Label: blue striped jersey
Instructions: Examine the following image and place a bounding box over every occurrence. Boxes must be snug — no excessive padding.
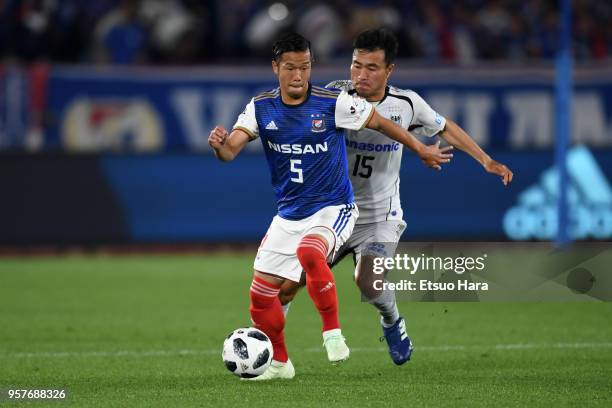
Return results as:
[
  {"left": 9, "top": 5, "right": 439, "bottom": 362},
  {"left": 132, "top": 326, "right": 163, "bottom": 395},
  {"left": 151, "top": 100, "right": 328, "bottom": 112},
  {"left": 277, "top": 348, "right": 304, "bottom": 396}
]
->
[{"left": 233, "top": 84, "right": 374, "bottom": 220}]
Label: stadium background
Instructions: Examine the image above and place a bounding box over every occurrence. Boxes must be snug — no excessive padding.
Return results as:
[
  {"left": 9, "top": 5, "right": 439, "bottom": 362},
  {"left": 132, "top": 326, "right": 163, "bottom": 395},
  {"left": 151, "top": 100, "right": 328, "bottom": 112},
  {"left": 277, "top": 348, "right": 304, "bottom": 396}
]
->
[
  {"left": 1, "top": 1, "right": 611, "bottom": 407},
  {"left": 0, "top": 0, "right": 611, "bottom": 245}
]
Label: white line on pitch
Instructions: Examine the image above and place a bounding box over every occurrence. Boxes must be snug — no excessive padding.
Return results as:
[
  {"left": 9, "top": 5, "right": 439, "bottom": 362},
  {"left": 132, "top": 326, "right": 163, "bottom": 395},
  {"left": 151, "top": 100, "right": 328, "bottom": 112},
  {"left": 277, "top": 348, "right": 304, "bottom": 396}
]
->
[{"left": 2, "top": 342, "right": 612, "bottom": 359}]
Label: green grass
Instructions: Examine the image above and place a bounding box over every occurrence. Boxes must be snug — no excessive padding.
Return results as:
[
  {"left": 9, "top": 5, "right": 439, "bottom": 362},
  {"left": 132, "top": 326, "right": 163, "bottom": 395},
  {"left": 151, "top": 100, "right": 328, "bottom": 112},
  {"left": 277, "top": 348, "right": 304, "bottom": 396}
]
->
[{"left": 1, "top": 254, "right": 611, "bottom": 407}]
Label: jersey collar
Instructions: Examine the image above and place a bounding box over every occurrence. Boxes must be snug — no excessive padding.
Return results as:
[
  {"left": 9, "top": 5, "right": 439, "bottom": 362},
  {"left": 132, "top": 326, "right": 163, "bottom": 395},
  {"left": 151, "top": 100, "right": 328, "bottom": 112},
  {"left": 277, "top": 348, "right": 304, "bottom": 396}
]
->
[{"left": 365, "top": 85, "right": 389, "bottom": 107}]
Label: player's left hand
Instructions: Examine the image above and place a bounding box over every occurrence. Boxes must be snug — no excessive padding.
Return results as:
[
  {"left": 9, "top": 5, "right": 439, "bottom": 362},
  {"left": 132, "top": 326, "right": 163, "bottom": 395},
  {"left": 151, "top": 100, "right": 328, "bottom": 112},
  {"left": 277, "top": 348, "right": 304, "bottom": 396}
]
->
[
  {"left": 419, "top": 141, "right": 454, "bottom": 171},
  {"left": 484, "top": 159, "right": 514, "bottom": 186}
]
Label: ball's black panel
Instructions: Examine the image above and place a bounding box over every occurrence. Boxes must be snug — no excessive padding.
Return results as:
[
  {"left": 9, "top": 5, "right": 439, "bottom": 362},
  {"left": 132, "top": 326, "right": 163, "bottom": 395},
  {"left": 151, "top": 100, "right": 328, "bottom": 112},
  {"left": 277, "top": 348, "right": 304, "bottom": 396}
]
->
[
  {"left": 224, "top": 360, "right": 237, "bottom": 372},
  {"left": 252, "top": 349, "right": 270, "bottom": 370},
  {"left": 248, "top": 330, "right": 269, "bottom": 342},
  {"left": 237, "top": 330, "right": 244, "bottom": 334},
  {"left": 233, "top": 338, "right": 249, "bottom": 359},
  {"left": 240, "top": 373, "right": 257, "bottom": 378}
]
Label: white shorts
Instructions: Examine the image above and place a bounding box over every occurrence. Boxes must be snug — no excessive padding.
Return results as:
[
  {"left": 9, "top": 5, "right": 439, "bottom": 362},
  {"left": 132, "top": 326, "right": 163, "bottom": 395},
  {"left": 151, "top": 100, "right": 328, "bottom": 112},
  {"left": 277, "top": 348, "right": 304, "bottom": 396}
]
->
[
  {"left": 253, "top": 203, "right": 359, "bottom": 282},
  {"left": 331, "top": 219, "right": 407, "bottom": 267}
]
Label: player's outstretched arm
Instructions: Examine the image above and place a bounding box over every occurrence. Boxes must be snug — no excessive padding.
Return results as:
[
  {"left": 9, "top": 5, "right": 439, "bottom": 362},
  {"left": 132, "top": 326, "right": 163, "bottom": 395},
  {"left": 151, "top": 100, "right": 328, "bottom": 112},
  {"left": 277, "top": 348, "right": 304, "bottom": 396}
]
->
[
  {"left": 440, "top": 119, "right": 514, "bottom": 185},
  {"left": 208, "top": 126, "right": 250, "bottom": 162},
  {"left": 366, "top": 110, "right": 453, "bottom": 171}
]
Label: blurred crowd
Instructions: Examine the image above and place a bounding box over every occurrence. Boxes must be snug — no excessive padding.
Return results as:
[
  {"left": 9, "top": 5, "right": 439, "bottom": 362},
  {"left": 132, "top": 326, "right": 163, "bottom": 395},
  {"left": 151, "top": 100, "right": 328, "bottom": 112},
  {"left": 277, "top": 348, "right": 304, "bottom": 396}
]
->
[{"left": 0, "top": 0, "right": 610, "bottom": 65}]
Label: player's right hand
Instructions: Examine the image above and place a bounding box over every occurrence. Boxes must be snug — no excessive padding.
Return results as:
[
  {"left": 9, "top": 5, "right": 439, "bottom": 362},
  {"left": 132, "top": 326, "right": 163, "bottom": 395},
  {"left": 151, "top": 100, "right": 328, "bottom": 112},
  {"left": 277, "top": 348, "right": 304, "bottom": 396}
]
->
[
  {"left": 420, "top": 141, "right": 454, "bottom": 171},
  {"left": 484, "top": 159, "right": 514, "bottom": 186},
  {"left": 208, "top": 126, "right": 228, "bottom": 149}
]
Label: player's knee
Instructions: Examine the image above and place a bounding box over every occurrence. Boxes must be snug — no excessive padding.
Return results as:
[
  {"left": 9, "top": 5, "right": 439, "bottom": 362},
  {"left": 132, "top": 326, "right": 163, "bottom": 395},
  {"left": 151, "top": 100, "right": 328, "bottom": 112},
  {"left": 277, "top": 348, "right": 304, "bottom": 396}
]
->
[
  {"left": 295, "top": 247, "right": 310, "bottom": 270},
  {"left": 296, "top": 235, "right": 328, "bottom": 271},
  {"left": 355, "top": 255, "right": 383, "bottom": 300},
  {"left": 355, "top": 275, "right": 380, "bottom": 300}
]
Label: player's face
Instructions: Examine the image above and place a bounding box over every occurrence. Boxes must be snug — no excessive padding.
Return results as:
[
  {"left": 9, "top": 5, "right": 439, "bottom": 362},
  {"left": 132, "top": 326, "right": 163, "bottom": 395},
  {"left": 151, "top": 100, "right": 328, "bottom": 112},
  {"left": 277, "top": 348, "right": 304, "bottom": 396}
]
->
[
  {"left": 351, "top": 49, "right": 394, "bottom": 101},
  {"left": 272, "top": 51, "right": 312, "bottom": 103}
]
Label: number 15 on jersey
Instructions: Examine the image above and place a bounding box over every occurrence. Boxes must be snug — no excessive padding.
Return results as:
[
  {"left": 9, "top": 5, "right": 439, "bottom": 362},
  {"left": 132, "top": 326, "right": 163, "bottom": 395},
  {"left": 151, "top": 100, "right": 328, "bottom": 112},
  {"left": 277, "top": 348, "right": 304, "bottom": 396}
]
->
[{"left": 353, "top": 154, "right": 374, "bottom": 179}]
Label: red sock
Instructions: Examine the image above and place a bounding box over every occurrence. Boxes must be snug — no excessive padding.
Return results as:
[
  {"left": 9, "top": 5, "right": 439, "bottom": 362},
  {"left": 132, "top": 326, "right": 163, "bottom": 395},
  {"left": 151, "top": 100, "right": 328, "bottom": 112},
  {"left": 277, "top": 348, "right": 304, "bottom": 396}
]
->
[
  {"left": 249, "top": 277, "right": 288, "bottom": 363},
  {"left": 296, "top": 235, "right": 340, "bottom": 332}
]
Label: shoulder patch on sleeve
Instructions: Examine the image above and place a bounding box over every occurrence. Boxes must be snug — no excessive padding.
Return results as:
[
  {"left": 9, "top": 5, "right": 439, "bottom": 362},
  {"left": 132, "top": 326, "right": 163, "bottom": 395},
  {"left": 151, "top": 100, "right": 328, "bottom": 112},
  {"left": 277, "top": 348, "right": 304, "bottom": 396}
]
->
[{"left": 325, "top": 80, "right": 352, "bottom": 91}]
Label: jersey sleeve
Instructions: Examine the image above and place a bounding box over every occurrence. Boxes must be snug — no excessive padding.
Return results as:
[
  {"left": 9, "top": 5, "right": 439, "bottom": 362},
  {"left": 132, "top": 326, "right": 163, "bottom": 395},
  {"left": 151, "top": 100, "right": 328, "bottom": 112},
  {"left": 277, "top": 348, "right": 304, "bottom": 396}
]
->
[
  {"left": 334, "top": 90, "right": 374, "bottom": 131},
  {"left": 409, "top": 92, "right": 446, "bottom": 137},
  {"left": 232, "top": 98, "right": 259, "bottom": 141}
]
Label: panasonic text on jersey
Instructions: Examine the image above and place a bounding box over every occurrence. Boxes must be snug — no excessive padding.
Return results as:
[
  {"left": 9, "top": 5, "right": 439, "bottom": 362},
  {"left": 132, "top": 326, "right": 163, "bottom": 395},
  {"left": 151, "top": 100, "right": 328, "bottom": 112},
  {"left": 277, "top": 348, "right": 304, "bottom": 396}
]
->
[{"left": 346, "top": 140, "right": 400, "bottom": 152}]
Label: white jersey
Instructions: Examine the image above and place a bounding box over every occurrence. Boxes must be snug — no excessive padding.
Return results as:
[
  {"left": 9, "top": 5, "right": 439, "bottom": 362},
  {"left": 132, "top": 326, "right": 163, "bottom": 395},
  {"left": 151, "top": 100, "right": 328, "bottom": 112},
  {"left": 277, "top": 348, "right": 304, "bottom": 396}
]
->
[{"left": 326, "top": 80, "right": 446, "bottom": 224}]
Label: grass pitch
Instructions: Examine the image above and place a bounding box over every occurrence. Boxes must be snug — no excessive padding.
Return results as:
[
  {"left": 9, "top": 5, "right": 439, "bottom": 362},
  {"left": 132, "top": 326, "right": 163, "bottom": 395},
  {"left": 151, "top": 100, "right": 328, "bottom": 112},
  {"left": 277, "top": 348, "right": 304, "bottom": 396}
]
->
[{"left": 1, "top": 254, "right": 611, "bottom": 407}]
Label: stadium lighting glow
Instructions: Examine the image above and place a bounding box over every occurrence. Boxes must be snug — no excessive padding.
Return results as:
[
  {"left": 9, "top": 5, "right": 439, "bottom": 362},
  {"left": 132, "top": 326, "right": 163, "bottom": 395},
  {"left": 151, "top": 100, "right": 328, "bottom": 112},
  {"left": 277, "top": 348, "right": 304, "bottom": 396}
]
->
[{"left": 268, "top": 3, "right": 289, "bottom": 21}]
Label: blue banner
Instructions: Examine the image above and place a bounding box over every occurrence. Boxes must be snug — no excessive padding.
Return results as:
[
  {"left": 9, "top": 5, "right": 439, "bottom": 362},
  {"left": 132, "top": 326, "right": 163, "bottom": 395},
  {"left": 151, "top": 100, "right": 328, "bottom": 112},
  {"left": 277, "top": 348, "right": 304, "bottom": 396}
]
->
[{"left": 39, "top": 66, "right": 612, "bottom": 152}]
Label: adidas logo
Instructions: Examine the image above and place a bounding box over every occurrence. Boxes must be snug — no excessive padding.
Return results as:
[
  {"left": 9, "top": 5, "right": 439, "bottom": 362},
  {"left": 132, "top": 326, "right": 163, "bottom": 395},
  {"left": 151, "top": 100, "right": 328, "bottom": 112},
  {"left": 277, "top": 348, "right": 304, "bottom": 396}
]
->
[
  {"left": 504, "top": 146, "right": 612, "bottom": 240},
  {"left": 320, "top": 282, "right": 335, "bottom": 293},
  {"left": 265, "top": 121, "right": 278, "bottom": 130}
]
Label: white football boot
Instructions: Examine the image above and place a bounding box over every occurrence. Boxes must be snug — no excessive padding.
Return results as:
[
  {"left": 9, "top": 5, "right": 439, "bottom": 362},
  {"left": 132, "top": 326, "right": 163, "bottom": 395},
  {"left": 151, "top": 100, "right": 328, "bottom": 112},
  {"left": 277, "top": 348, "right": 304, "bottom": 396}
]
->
[
  {"left": 322, "top": 329, "right": 350, "bottom": 364},
  {"left": 243, "top": 359, "right": 295, "bottom": 381}
]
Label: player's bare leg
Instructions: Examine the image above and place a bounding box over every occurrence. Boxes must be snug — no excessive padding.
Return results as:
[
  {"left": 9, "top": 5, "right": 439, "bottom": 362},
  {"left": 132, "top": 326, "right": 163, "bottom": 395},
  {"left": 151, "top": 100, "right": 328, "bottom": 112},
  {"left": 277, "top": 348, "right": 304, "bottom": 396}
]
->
[
  {"left": 356, "top": 249, "right": 413, "bottom": 365},
  {"left": 246, "top": 270, "right": 295, "bottom": 380},
  {"left": 279, "top": 274, "right": 304, "bottom": 317},
  {"left": 296, "top": 231, "right": 349, "bottom": 364},
  {"left": 355, "top": 253, "right": 400, "bottom": 325}
]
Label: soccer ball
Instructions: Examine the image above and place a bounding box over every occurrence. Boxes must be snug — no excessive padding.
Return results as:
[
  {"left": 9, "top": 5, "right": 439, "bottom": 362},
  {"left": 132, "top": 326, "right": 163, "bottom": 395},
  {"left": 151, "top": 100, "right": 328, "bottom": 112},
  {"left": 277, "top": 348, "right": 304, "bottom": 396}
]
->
[{"left": 222, "top": 327, "right": 273, "bottom": 378}]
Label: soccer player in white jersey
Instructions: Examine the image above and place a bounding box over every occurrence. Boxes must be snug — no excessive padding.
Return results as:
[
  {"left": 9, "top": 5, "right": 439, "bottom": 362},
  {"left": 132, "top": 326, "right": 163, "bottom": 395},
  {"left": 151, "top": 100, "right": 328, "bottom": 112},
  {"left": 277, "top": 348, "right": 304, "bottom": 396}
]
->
[
  {"left": 208, "top": 33, "right": 452, "bottom": 380},
  {"left": 279, "top": 28, "right": 514, "bottom": 365}
]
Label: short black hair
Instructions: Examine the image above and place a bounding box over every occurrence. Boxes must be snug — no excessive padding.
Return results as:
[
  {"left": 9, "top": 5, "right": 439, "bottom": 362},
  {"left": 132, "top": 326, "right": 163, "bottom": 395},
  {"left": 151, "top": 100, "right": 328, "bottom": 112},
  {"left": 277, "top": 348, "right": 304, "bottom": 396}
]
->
[
  {"left": 272, "top": 32, "right": 312, "bottom": 62},
  {"left": 353, "top": 28, "right": 398, "bottom": 66}
]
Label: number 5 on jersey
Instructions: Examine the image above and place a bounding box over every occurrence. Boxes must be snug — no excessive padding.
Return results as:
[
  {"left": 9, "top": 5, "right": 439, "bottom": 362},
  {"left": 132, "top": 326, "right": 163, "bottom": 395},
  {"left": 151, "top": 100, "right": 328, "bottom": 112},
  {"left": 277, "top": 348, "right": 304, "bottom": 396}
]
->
[{"left": 290, "top": 159, "right": 303, "bottom": 183}]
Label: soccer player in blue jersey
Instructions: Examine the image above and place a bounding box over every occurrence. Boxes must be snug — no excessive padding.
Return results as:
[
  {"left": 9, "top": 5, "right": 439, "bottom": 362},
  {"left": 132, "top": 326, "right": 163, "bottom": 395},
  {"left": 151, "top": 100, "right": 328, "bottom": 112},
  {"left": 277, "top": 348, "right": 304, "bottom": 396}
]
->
[{"left": 208, "top": 32, "right": 451, "bottom": 380}]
